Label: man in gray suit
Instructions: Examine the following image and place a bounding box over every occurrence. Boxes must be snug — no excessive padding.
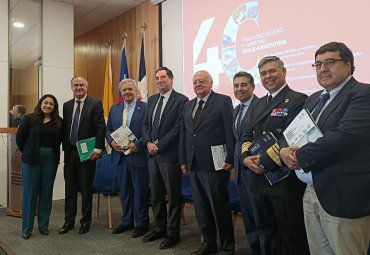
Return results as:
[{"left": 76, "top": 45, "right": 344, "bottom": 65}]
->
[
  {"left": 232, "top": 71, "right": 262, "bottom": 255},
  {"left": 142, "top": 67, "right": 188, "bottom": 249},
  {"left": 180, "top": 70, "right": 235, "bottom": 255}
]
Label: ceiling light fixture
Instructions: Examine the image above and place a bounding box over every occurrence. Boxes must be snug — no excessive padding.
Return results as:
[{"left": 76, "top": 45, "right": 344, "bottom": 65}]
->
[{"left": 13, "top": 22, "right": 24, "bottom": 28}]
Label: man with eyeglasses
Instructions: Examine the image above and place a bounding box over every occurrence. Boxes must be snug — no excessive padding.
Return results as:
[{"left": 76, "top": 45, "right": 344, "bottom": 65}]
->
[{"left": 280, "top": 41, "right": 370, "bottom": 255}]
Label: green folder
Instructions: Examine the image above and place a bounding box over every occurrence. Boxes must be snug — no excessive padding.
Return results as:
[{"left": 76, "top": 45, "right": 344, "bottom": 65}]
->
[{"left": 76, "top": 137, "right": 96, "bottom": 162}]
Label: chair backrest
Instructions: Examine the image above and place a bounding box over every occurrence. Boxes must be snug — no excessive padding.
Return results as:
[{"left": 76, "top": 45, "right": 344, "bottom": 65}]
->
[
  {"left": 228, "top": 179, "right": 240, "bottom": 211},
  {"left": 93, "top": 154, "right": 120, "bottom": 194},
  {"left": 181, "top": 174, "right": 193, "bottom": 202}
]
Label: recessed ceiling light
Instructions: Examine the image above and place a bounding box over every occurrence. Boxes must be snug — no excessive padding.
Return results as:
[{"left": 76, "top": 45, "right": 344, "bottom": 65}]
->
[{"left": 13, "top": 22, "right": 24, "bottom": 28}]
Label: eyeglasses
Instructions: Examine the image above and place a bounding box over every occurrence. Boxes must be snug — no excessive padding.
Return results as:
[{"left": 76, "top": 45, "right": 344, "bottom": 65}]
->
[{"left": 312, "top": 59, "right": 344, "bottom": 70}]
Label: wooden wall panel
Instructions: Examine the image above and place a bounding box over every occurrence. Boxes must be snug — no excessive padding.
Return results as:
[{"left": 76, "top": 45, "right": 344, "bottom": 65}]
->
[{"left": 74, "top": 0, "right": 159, "bottom": 102}]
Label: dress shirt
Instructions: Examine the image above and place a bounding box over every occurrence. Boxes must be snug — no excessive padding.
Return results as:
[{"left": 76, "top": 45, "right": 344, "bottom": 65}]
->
[
  {"left": 235, "top": 95, "right": 254, "bottom": 129},
  {"left": 152, "top": 89, "right": 173, "bottom": 123},
  {"left": 295, "top": 75, "right": 351, "bottom": 184},
  {"left": 192, "top": 92, "right": 211, "bottom": 118},
  {"left": 124, "top": 99, "right": 137, "bottom": 127}
]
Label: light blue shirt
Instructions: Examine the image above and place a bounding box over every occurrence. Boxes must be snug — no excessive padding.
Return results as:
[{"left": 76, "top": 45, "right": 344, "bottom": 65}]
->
[
  {"left": 295, "top": 76, "right": 351, "bottom": 184},
  {"left": 124, "top": 99, "right": 137, "bottom": 127},
  {"left": 235, "top": 95, "right": 254, "bottom": 129}
]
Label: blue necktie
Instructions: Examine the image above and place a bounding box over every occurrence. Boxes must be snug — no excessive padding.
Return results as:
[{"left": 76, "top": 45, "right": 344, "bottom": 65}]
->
[
  {"left": 151, "top": 96, "right": 164, "bottom": 141},
  {"left": 70, "top": 100, "right": 81, "bottom": 145},
  {"left": 193, "top": 100, "right": 204, "bottom": 125},
  {"left": 311, "top": 93, "right": 330, "bottom": 121}
]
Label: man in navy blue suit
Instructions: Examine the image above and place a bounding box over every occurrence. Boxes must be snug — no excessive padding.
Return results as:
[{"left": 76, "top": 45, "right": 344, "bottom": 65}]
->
[
  {"left": 106, "top": 79, "right": 149, "bottom": 238},
  {"left": 280, "top": 42, "right": 370, "bottom": 255},
  {"left": 231, "top": 71, "right": 262, "bottom": 255},
  {"left": 142, "top": 67, "right": 188, "bottom": 250}
]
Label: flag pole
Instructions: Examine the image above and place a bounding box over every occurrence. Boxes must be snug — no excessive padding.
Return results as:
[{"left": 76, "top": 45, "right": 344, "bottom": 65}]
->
[
  {"left": 138, "top": 23, "right": 148, "bottom": 102},
  {"left": 119, "top": 32, "right": 129, "bottom": 102}
]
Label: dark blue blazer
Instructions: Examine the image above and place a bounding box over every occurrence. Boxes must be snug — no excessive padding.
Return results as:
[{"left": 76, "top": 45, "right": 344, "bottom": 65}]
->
[
  {"left": 232, "top": 95, "right": 259, "bottom": 184},
  {"left": 142, "top": 90, "right": 188, "bottom": 163},
  {"left": 179, "top": 91, "right": 235, "bottom": 171},
  {"left": 296, "top": 77, "right": 370, "bottom": 218},
  {"left": 62, "top": 96, "right": 106, "bottom": 163},
  {"left": 106, "top": 100, "right": 148, "bottom": 167}
]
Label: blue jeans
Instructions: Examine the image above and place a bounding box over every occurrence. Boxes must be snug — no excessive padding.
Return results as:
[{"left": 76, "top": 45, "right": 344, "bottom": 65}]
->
[{"left": 22, "top": 148, "right": 58, "bottom": 235}]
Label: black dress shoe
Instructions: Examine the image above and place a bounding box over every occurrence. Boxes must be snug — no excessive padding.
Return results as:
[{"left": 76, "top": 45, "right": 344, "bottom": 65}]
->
[
  {"left": 22, "top": 233, "right": 31, "bottom": 239},
  {"left": 159, "top": 235, "right": 180, "bottom": 249},
  {"left": 78, "top": 224, "right": 90, "bottom": 234},
  {"left": 58, "top": 223, "right": 74, "bottom": 235},
  {"left": 132, "top": 226, "right": 148, "bottom": 238},
  {"left": 39, "top": 229, "right": 49, "bottom": 235},
  {"left": 112, "top": 224, "right": 134, "bottom": 234},
  {"left": 190, "top": 246, "right": 218, "bottom": 255},
  {"left": 142, "top": 229, "right": 167, "bottom": 242}
]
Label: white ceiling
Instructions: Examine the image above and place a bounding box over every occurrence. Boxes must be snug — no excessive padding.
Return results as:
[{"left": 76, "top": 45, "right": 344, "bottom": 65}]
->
[{"left": 10, "top": 0, "right": 147, "bottom": 70}]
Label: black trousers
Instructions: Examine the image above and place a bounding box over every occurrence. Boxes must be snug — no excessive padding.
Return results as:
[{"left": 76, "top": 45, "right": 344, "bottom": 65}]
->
[
  {"left": 190, "top": 167, "right": 235, "bottom": 254},
  {"left": 63, "top": 149, "right": 95, "bottom": 225},
  {"left": 267, "top": 194, "right": 310, "bottom": 255}
]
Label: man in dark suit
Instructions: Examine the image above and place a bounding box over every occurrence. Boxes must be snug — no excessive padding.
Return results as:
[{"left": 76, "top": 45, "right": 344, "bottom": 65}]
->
[
  {"left": 106, "top": 79, "right": 149, "bottom": 238},
  {"left": 142, "top": 67, "right": 188, "bottom": 249},
  {"left": 232, "top": 71, "right": 263, "bottom": 255},
  {"left": 280, "top": 42, "right": 370, "bottom": 255},
  {"left": 241, "top": 56, "right": 309, "bottom": 255},
  {"left": 180, "top": 70, "right": 235, "bottom": 255},
  {"left": 59, "top": 76, "right": 105, "bottom": 235}
]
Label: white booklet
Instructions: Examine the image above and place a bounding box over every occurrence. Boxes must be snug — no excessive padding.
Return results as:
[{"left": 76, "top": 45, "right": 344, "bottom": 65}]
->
[
  {"left": 211, "top": 144, "right": 227, "bottom": 171},
  {"left": 110, "top": 125, "right": 136, "bottom": 154},
  {"left": 283, "top": 109, "right": 323, "bottom": 147}
]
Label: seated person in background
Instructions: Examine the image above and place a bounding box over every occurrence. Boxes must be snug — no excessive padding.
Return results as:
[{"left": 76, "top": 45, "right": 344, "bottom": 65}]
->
[{"left": 10, "top": 104, "right": 26, "bottom": 127}]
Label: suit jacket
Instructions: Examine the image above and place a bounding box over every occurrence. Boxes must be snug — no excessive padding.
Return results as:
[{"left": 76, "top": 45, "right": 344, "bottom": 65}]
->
[
  {"left": 16, "top": 113, "right": 62, "bottom": 165},
  {"left": 62, "top": 96, "right": 106, "bottom": 163},
  {"left": 233, "top": 95, "right": 259, "bottom": 184},
  {"left": 105, "top": 100, "right": 148, "bottom": 167},
  {"left": 142, "top": 90, "right": 188, "bottom": 162},
  {"left": 241, "top": 85, "right": 307, "bottom": 196},
  {"left": 179, "top": 91, "right": 235, "bottom": 171},
  {"left": 296, "top": 77, "right": 370, "bottom": 218}
]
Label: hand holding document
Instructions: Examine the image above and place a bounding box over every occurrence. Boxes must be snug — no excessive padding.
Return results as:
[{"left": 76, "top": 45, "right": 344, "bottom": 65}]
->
[
  {"left": 248, "top": 132, "right": 290, "bottom": 185},
  {"left": 110, "top": 125, "right": 136, "bottom": 155},
  {"left": 211, "top": 144, "right": 227, "bottom": 171},
  {"left": 76, "top": 137, "right": 96, "bottom": 162},
  {"left": 283, "top": 109, "right": 323, "bottom": 148}
]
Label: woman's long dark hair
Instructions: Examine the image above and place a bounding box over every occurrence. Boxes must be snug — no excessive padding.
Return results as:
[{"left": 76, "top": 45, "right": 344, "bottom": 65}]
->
[{"left": 34, "top": 94, "right": 62, "bottom": 127}]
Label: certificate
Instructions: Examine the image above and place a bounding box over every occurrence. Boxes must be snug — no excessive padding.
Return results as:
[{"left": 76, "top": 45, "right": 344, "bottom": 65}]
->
[
  {"left": 283, "top": 109, "right": 323, "bottom": 147},
  {"left": 211, "top": 144, "right": 227, "bottom": 171}
]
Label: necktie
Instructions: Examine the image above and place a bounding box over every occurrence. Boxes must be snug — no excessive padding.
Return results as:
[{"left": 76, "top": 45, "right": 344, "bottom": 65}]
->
[
  {"left": 122, "top": 104, "right": 129, "bottom": 126},
  {"left": 236, "top": 104, "right": 245, "bottom": 131},
  {"left": 193, "top": 100, "right": 204, "bottom": 125},
  {"left": 311, "top": 93, "right": 330, "bottom": 121},
  {"left": 70, "top": 100, "right": 81, "bottom": 145},
  {"left": 267, "top": 94, "right": 273, "bottom": 104},
  {"left": 151, "top": 96, "right": 164, "bottom": 141}
]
